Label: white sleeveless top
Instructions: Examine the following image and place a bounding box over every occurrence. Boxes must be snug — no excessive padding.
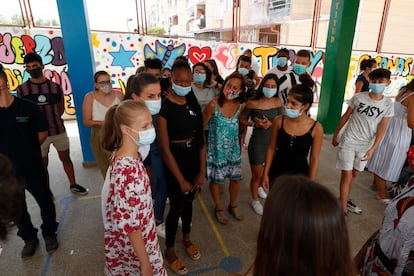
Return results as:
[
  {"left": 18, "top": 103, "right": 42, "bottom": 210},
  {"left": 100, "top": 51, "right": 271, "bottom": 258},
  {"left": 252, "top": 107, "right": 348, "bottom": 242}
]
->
[{"left": 92, "top": 93, "right": 121, "bottom": 121}]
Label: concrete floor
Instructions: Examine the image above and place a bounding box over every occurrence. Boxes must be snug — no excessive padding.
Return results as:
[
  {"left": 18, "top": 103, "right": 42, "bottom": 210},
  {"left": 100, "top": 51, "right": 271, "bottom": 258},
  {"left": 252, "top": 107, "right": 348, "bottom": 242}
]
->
[{"left": 0, "top": 120, "right": 386, "bottom": 275}]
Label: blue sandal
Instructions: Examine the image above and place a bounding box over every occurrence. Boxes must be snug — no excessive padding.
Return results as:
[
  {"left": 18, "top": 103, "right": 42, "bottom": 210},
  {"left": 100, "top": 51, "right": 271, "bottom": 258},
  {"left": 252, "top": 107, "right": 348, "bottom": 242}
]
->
[
  {"left": 214, "top": 209, "right": 229, "bottom": 225},
  {"left": 228, "top": 205, "right": 244, "bottom": 221}
]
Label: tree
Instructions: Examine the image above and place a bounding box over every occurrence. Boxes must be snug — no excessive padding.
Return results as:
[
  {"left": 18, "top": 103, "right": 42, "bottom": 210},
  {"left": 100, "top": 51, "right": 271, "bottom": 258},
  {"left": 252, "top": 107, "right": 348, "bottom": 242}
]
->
[
  {"left": 0, "top": 15, "right": 10, "bottom": 24},
  {"left": 147, "top": 26, "right": 166, "bottom": 35},
  {"left": 11, "top": 14, "right": 24, "bottom": 25}
]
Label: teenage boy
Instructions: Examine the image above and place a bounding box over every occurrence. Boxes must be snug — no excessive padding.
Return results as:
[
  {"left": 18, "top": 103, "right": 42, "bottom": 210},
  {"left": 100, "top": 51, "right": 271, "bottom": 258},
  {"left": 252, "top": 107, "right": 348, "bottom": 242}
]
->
[
  {"left": 332, "top": 68, "right": 394, "bottom": 216},
  {"left": 0, "top": 65, "right": 59, "bottom": 258},
  {"left": 266, "top": 48, "right": 291, "bottom": 78},
  {"left": 277, "top": 49, "right": 312, "bottom": 105},
  {"left": 17, "top": 53, "right": 87, "bottom": 195},
  {"left": 144, "top": 57, "right": 163, "bottom": 78}
]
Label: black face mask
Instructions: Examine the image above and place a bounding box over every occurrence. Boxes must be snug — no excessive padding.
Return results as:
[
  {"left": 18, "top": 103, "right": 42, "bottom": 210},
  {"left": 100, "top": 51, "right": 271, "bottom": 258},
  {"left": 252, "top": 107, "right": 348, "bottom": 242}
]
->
[{"left": 27, "top": 68, "right": 43, "bottom": 79}]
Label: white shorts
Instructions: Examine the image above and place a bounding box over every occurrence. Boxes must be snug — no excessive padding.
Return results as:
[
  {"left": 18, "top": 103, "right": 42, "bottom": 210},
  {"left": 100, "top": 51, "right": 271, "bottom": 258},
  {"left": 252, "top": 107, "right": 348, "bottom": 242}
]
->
[
  {"left": 336, "top": 148, "right": 367, "bottom": 171},
  {"left": 41, "top": 132, "right": 70, "bottom": 157}
]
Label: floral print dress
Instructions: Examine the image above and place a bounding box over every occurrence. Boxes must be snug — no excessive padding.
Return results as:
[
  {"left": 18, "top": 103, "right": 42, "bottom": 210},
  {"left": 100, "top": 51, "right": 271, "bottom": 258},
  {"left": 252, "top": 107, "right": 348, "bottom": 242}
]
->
[
  {"left": 207, "top": 101, "right": 242, "bottom": 183},
  {"left": 101, "top": 155, "right": 166, "bottom": 276}
]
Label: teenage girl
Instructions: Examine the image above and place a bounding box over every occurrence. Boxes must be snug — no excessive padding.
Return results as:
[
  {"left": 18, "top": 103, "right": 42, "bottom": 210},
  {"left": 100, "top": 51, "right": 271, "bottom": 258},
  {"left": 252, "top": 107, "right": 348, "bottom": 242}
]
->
[
  {"left": 203, "top": 72, "right": 246, "bottom": 225},
  {"left": 101, "top": 100, "right": 166, "bottom": 275},
  {"left": 262, "top": 74, "right": 324, "bottom": 190},
  {"left": 239, "top": 73, "right": 283, "bottom": 215}
]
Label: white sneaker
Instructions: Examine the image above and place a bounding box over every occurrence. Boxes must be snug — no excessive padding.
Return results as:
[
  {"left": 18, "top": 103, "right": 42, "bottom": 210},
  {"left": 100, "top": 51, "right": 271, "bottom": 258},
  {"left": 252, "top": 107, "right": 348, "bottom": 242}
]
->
[
  {"left": 258, "top": 187, "right": 267, "bottom": 199},
  {"left": 156, "top": 223, "right": 166, "bottom": 239},
  {"left": 347, "top": 199, "right": 362, "bottom": 214},
  {"left": 251, "top": 200, "right": 263, "bottom": 215}
]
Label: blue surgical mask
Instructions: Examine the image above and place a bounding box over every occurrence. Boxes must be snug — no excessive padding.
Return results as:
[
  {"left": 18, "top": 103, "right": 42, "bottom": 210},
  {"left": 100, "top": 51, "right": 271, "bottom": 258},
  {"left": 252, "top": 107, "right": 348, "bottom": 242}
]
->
[
  {"left": 172, "top": 83, "right": 192, "bottom": 96},
  {"left": 238, "top": 67, "right": 249, "bottom": 76},
  {"left": 144, "top": 99, "right": 161, "bottom": 115},
  {"left": 285, "top": 107, "right": 302, "bottom": 119},
  {"left": 127, "top": 127, "right": 156, "bottom": 146},
  {"left": 262, "top": 87, "right": 277, "bottom": 98},
  {"left": 369, "top": 83, "right": 386, "bottom": 94},
  {"left": 293, "top": 64, "right": 307, "bottom": 75},
  {"left": 193, "top": 73, "right": 206, "bottom": 83},
  {"left": 277, "top": 57, "right": 288, "bottom": 67}
]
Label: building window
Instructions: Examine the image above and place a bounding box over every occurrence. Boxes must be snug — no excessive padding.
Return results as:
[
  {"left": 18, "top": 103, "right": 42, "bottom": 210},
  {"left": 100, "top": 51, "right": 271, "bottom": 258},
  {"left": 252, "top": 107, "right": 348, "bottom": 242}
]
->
[{"left": 269, "top": 0, "right": 291, "bottom": 18}]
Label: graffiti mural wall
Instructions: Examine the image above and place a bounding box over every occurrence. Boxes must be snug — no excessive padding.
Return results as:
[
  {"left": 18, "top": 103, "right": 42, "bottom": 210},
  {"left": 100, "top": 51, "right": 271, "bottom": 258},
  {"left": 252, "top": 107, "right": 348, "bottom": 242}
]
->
[{"left": 1, "top": 27, "right": 413, "bottom": 117}]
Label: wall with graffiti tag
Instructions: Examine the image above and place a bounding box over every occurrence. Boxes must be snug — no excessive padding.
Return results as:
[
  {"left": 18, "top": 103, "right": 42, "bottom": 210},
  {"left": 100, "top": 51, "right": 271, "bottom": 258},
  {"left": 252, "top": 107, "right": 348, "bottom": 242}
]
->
[{"left": 1, "top": 27, "right": 413, "bottom": 117}]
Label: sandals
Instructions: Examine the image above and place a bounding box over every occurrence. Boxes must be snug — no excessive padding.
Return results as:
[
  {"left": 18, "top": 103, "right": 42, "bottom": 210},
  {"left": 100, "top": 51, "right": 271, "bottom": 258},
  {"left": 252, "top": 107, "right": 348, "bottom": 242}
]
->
[
  {"left": 228, "top": 205, "right": 244, "bottom": 221},
  {"left": 183, "top": 240, "right": 201, "bottom": 261},
  {"left": 166, "top": 257, "right": 188, "bottom": 275},
  {"left": 214, "top": 209, "right": 229, "bottom": 225}
]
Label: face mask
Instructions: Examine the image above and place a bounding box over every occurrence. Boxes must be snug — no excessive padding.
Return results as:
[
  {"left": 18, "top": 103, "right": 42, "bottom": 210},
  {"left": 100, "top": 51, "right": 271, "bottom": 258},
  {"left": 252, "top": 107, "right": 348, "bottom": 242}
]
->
[
  {"left": 27, "top": 68, "right": 43, "bottom": 79},
  {"left": 225, "top": 89, "right": 239, "bottom": 100},
  {"left": 262, "top": 87, "right": 277, "bottom": 98},
  {"left": 238, "top": 67, "right": 249, "bottom": 76},
  {"left": 144, "top": 99, "right": 161, "bottom": 115},
  {"left": 369, "top": 83, "right": 386, "bottom": 94},
  {"left": 293, "top": 64, "right": 307, "bottom": 75},
  {"left": 127, "top": 127, "right": 156, "bottom": 146},
  {"left": 193, "top": 73, "right": 206, "bottom": 84},
  {"left": 100, "top": 85, "right": 112, "bottom": 93},
  {"left": 277, "top": 57, "right": 288, "bottom": 67},
  {"left": 138, "top": 144, "right": 150, "bottom": 161},
  {"left": 285, "top": 107, "right": 302, "bottom": 119},
  {"left": 172, "top": 83, "right": 191, "bottom": 96}
]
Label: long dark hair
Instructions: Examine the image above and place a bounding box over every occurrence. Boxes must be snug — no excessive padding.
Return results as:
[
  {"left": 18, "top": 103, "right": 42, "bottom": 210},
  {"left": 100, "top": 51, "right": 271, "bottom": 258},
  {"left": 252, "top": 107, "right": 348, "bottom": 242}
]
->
[
  {"left": 254, "top": 175, "right": 352, "bottom": 276},
  {"left": 217, "top": 72, "right": 247, "bottom": 107},
  {"left": 0, "top": 154, "right": 24, "bottom": 241},
  {"left": 253, "top": 73, "right": 279, "bottom": 100},
  {"left": 288, "top": 74, "right": 315, "bottom": 112},
  {"left": 124, "top": 72, "right": 159, "bottom": 100}
]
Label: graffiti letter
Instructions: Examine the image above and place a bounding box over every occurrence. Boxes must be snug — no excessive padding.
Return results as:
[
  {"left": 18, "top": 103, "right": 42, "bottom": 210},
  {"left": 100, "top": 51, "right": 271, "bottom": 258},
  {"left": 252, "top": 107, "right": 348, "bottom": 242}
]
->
[
  {"left": 0, "top": 33, "right": 16, "bottom": 64},
  {"left": 51, "top": 37, "right": 67, "bottom": 66},
  {"left": 34, "top": 35, "right": 53, "bottom": 65},
  {"left": 11, "top": 36, "right": 25, "bottom": 64},
  {"left": 309, "top": 51, "right": 324, "bottom": 74},
  {"left": 253, "top": 46, "right": 277, "bottom": 76},
  {"left": 21, "top": 35, "right": 36, "bottom": 56}
]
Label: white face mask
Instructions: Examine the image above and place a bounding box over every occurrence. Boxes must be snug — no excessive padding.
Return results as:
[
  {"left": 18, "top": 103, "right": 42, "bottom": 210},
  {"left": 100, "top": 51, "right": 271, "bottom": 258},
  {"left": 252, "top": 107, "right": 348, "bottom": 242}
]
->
[
  {"left": 100, "top": 84, "right": 112, "bottom": 93},
  {"left": 144, "top": 99, "right": 161, "bottom": 115},
  {"left": 138, "top": 144, "right": 150, "bottom": 160},
  {"left": 126, "top": 127, "right": 156, "bottom": 146}
]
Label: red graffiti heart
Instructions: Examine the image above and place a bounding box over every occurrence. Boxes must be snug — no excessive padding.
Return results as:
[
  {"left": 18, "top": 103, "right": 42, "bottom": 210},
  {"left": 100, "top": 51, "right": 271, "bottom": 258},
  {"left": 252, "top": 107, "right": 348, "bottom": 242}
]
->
[{"left": 188, "top": 47, "right": 211, "bottom": 64}]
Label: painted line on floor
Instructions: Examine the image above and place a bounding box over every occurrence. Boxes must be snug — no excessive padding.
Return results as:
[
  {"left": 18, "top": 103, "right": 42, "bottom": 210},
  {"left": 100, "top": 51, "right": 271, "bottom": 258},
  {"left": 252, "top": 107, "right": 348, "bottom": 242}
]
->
[{"left": 196, "top": 194, "right": 230, "bottom": 256}]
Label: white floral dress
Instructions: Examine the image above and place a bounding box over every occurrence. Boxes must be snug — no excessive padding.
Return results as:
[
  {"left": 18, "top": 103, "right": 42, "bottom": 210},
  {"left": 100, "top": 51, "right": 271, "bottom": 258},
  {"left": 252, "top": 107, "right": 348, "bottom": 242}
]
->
[{"left": 101, "top": 156, "right": 166, "bottom": 276}]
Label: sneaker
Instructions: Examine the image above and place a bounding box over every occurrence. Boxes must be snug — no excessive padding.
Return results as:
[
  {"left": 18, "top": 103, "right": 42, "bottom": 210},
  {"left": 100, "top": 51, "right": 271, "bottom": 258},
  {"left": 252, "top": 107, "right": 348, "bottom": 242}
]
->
[
  {"left": 70, "top": 184, "right": 88, "bottom": 195},
  {"left": 156, "top": 223, "right": 166, "bottom": 239},
  {"left": 44, "top": 234, "right": 59, "bottom": 253},
  {"left": 21, "top": 238, "right": 39, "bottom": 258},
  {"left": 347, "top": 199, "right": 362, "bottom": 214},
  {"left": 251, "top": 200, "right": 263, "bottom": 215},
  {"left": 258, "top": 187, "right": 267, "bottom": 199}
]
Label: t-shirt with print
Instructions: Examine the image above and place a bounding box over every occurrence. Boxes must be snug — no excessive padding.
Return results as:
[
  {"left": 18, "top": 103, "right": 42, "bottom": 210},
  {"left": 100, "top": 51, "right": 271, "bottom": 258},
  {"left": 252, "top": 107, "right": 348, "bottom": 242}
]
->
[
  {"left": 339, "top": 92, "right": 394, "bottom": 152},
  {"left": 101, "top": 156, "right": 166, "bottom": 276}
]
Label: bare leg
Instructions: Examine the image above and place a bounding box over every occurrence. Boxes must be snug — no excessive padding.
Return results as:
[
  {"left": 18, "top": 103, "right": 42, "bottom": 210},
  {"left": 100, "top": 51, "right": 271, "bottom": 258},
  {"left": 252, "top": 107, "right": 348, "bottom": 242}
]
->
[
  {"left": 209, "top": 182, "right": 222, "bottom": 210},
  {"left": 250, "top": 164, "right": 263, "bottom": 201},
  {"left": 374, "top": 174, "right": 389, "bottom": 199},
  {"left": 339, "top": 169, "right": 358, "bottom": 212},
  {"left": 57, "top": 149, "right": 76, "bottom": 186}
]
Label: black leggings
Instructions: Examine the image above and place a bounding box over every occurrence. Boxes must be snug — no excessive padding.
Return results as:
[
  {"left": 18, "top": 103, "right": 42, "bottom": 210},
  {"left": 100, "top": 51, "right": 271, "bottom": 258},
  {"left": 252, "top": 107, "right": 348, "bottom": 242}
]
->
[{"left": 164, "top": 144, "right": 200, "bottom": 248}]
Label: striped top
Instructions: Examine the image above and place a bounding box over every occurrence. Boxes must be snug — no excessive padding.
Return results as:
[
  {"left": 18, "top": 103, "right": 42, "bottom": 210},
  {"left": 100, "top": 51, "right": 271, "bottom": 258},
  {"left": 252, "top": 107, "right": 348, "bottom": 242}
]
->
[{"left": 17, "top": 79, "right": 65, "bottom": 136}]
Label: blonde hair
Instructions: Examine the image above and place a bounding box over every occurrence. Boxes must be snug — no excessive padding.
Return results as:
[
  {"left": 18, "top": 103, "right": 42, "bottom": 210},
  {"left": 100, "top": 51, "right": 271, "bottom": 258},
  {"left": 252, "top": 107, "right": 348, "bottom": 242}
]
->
[{"left": 101, "top": 100, "right": 149, "bottom": 151}]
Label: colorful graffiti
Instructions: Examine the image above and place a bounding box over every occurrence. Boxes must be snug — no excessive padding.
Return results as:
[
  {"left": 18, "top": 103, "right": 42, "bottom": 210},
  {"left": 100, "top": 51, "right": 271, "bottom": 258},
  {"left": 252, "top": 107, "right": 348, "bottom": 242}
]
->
[{"left": 1, "top": 27, "right": 414, "bottom": 117}]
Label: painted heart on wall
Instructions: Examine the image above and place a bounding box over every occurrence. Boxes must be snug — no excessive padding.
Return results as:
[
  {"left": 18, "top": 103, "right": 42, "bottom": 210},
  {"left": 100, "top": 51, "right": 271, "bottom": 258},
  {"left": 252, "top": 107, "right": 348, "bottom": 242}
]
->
[{"left": 188, "top": 46, "right": 212, "bottom": 64}]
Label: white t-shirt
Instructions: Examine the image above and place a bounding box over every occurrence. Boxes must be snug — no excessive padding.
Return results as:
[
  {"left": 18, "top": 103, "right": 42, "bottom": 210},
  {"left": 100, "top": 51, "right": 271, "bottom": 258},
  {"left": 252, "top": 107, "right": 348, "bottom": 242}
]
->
[
  {"left": 266, "top": 65, "right": 292, "bottom": 78},
  {"left": 251, "top": 59, "right": 261, "bottom": 76},
  {"left": 340, "top": 92, "right": 394, "bottom": 151}
]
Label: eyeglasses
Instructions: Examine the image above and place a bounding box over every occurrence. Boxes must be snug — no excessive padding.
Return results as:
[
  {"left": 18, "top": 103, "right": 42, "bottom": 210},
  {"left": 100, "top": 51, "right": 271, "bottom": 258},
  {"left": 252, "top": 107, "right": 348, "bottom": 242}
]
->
[{"left": 97, "top": 80, "right": 111, "bottom": 85}]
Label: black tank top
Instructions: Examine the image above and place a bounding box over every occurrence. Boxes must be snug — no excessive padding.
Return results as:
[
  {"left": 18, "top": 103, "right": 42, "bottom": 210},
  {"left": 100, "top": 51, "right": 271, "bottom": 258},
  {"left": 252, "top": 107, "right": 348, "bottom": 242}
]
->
[{"left": 269, "top": 115, "right": 317, "bottom": 180}]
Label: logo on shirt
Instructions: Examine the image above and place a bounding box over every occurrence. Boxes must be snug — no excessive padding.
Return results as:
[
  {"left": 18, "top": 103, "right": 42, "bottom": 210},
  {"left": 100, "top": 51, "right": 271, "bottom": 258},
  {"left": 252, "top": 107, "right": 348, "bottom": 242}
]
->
[
  {"left": 356, "top": 103, "right": 385, "bottom": 118},
  {"left": 38, "top": 95, "right": 47, "bottom": 103},
  {"left": 16, "top": 116, "right": 29, "bottom": 123}
]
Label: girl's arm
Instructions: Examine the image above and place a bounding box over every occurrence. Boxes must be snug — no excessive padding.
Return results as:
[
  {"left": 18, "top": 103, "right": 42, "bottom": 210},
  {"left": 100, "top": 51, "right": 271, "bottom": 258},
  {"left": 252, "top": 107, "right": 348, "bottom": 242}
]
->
[
  {"left": 261, "top": 116, "right": 281, "bottom": 190},
  {"left": 156, "top": 115, "right": 193, "bottom": 193},
  {"left": 332, "top": 106, "right": 353, "bottom": 147},
  {"left": 308, "top": 122, "right": 324, "bottom": 180},
  {"left": 354, "top": 80, "right": 364, "bottom": 93},
  {"left": 363, "top": 117, "right": 389, "bottom": 161},
  {"left": 82, "top": 93, "right": 103, "bottom": 127},
  {"left": 202, "top": 100, "right": 215, "bottom": 129},
  {"left": 406, "top": 94, "right": 414, "bottom": 129},
  {"left": 128, "top": 230, "right": 153, "bottom": 276},
  {"left": 194, "top": 144, "right": 206, "bottom": 192}
]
